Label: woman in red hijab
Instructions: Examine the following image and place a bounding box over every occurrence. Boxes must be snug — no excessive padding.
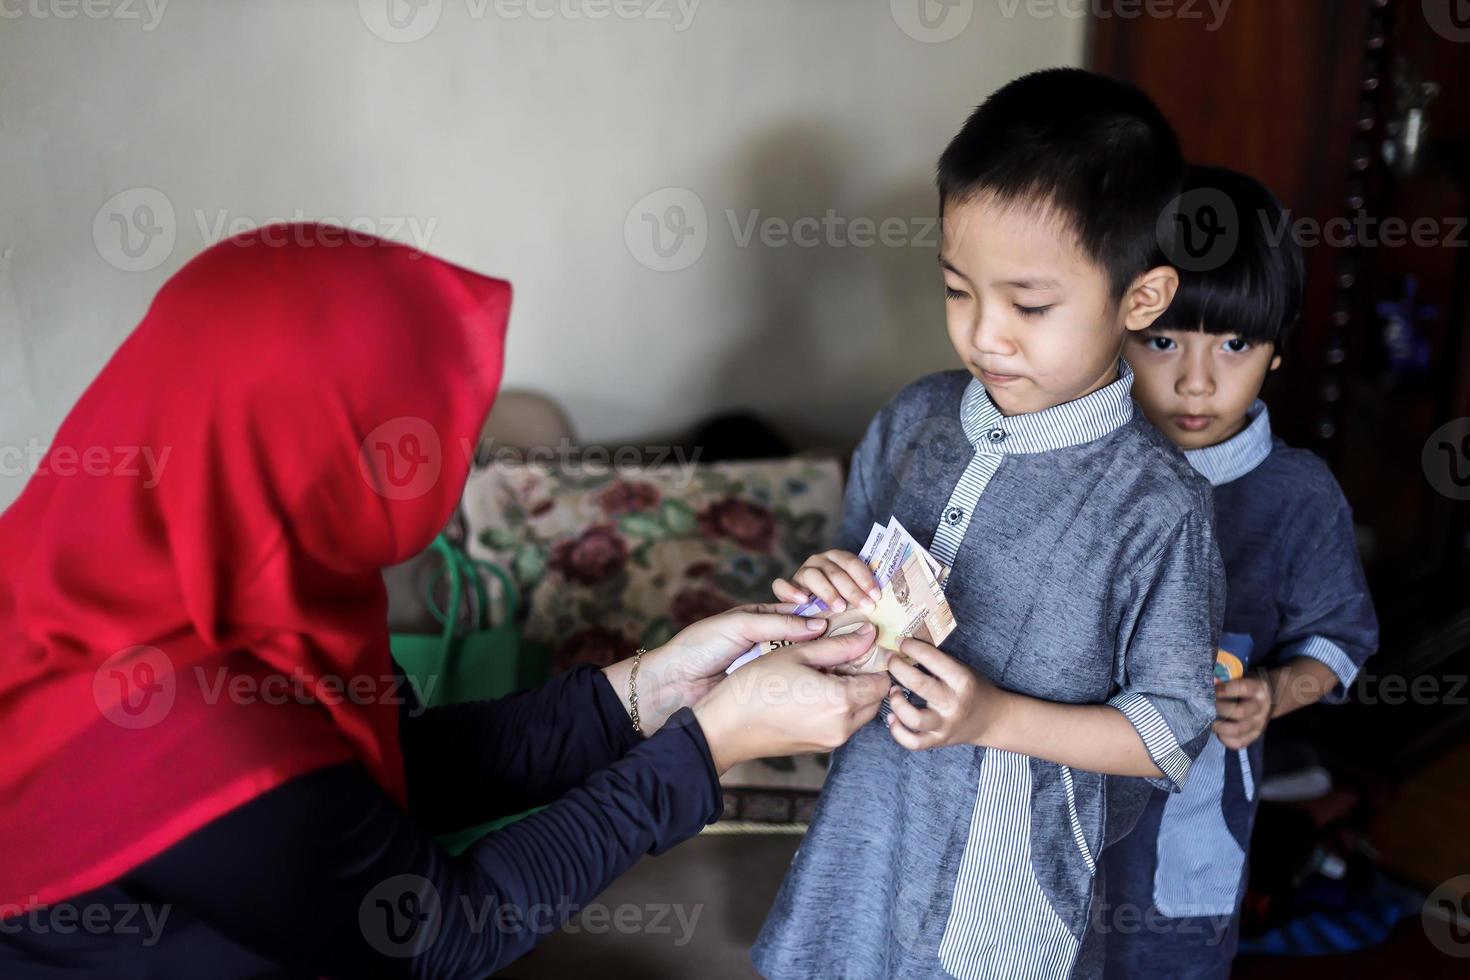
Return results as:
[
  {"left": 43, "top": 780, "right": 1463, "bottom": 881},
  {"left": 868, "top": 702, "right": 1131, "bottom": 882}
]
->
[{"left": 0, "top": 225, "right": 889, "bottom": 977}]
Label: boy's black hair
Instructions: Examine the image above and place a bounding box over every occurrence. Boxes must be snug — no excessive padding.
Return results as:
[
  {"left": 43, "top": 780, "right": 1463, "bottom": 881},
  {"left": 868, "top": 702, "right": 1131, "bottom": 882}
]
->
[
  {"left": 937, "top": 67, "right": 1184, "bottom": 302},
  {"left": 1155, "top": 165, "right": 1304, "bottom": 346}
]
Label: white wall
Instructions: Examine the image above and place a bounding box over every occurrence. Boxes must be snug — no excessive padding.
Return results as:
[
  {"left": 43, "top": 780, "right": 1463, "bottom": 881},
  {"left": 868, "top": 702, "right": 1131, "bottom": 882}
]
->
[{"left": 0, "top": 0, "right": 1084, "bottom": 509}]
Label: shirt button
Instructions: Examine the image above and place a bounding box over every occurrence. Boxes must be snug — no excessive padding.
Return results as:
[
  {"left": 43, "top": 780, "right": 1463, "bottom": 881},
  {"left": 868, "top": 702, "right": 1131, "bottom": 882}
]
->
[
  {"left": 987, "top": 428, "right": 1007, "bottom": 443},
  {"left": 944, "top": 506, "right": 964, "bottom": 526}
]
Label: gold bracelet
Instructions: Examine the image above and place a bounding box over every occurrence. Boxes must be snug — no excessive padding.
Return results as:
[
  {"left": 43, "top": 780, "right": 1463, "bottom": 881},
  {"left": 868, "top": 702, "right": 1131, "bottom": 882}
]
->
[{"left": 629, "top": 647, "right": 646, "bottom": 736}]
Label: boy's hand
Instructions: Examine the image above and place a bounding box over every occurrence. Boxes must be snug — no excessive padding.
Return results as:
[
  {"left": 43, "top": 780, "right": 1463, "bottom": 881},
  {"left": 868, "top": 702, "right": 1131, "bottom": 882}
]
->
[
  {"left": 884, "top": 638, "right": 1009, "bottom": 750},
  {"left": 773, "top": 549, "right": 881, "bottom": 615},
  {"left": 1213, "top": 675, "right": 1271, "bottom": 749}
]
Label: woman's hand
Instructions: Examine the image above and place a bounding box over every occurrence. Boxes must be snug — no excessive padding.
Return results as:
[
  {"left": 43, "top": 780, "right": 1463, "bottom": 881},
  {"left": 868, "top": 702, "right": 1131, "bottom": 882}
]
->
[
  {"left": 603, "top": 603, "right": 830, "bottom": 734},
  {"left": 691, "top": 624, "right": 891, "bottom": 773}
]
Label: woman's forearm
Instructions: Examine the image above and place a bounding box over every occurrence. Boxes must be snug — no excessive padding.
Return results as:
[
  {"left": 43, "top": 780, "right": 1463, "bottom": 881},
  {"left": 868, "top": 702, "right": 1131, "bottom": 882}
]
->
[
  {"left": 130, "top": 720, "right": 722, "bottom": 980},
  {"left": 402, "top": 666, "right": 639, "bottom": 832},
  {"left": 600, "top": 657, "right": 641, "bottom": 726},
  {"left": 430, "top": 710, "right": 721, "bottom": 975},
  {"left": 601, "top": 649, "right": 702, "bottom": 736},
  {"left": 981, "top": 691, "right": 1166, "bottom": 779}
]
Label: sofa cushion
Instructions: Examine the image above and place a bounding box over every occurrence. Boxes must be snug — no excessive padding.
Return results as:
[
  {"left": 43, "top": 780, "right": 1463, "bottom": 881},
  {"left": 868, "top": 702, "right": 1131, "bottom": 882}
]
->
[{"left": 461, "top": 456, "right": 844, "bottom": 673}]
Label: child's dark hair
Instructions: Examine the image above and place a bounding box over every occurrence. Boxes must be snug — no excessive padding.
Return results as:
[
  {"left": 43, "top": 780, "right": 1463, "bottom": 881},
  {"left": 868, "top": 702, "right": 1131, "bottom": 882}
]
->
[
  {"left": 1156, "top": 165, "right": 1304, "bottom": 346},
  {"left": 937, "top": 67, "right": 1184, "bottom": 303}
]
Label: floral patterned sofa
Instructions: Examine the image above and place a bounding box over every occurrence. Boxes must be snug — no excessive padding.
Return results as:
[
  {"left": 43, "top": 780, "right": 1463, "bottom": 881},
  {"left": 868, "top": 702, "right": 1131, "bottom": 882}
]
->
[{"left": 461, "top": 457, "right": 844, "bottom": 677}]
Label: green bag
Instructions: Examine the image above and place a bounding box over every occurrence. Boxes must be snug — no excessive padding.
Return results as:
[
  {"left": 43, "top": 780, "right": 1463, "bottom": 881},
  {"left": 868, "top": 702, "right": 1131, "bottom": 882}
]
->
[
  {"left": 390, "top": 533, "right": 551, "bottom": 853},
  {"left": 390, "top": 533, "right": 548, "bottom": 706}
]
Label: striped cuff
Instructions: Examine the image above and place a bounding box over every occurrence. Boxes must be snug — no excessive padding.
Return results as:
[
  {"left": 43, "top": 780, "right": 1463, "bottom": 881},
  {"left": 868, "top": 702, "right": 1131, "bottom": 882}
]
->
[
  {"left": 1107, "top": 691, "right": 1193, "bottom": 792},
  {"left": 1279, "top": 635, "right": 1359, "bottom": 704}
]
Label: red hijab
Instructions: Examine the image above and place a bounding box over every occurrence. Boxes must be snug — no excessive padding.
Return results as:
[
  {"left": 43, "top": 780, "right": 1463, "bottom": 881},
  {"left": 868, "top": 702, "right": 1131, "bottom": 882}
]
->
[{"left": 0, "top": 224, "right": 510, "bottom": 910}]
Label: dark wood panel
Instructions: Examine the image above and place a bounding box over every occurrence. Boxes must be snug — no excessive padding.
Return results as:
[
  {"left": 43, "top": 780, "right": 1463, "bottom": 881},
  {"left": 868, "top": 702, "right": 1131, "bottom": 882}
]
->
[
  {"left": 1089, "top": 0, "right": 1470, "bottom": 767},
  {"left": 1088, "top": 0, "right": 1378, "bottom": 449}
]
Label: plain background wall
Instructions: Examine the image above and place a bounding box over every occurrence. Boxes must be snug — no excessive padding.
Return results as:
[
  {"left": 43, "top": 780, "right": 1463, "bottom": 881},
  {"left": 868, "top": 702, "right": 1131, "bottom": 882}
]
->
[{"left": 0, "top": 0, "right": 1084, "bottom": 510}]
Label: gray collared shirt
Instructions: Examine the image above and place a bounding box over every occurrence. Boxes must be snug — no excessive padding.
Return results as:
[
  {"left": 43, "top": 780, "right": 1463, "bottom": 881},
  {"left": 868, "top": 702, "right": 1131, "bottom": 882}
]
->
[
  {"left": 755, "top": 365, "right": 1224, "bottom": 980},
  {"left": 1183, "top": 399, "right": 1273, "bottom": 487},
  {"left": 1181, "top": 399, "right": 1362, "bottom": 694},
  {"left": 1101, "top": 399, "right": 1379, "bottom": 978}
]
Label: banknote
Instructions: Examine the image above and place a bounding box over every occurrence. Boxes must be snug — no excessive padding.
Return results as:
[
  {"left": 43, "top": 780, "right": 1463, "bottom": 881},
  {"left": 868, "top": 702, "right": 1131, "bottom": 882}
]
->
[
  {"left": 726, "top": 517, "right": 955, "bottom": 674},
  {"left": 826, "top": 543, "right": 955, "bottom": 674},
  {"left": 880, "top": 516, "right": 950, "bottom": 588}
]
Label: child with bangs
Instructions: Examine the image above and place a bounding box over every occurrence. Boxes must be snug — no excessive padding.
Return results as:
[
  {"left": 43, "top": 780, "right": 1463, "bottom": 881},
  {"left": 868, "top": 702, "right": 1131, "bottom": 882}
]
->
[{"left": 1103, "top": 165, "right": 1379, "bottom": 979}]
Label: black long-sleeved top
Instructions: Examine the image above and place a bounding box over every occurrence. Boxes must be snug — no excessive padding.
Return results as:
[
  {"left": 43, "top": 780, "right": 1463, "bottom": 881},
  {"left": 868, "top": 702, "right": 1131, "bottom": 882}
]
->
[{"left": 0, "top": 666, "right": 723, "bottom": 978}]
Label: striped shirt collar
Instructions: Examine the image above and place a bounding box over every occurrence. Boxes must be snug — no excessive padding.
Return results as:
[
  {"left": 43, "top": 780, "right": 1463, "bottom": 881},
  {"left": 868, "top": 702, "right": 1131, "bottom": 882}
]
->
[
  {"left": 1183, "top": 400, "right": 1273, "bottom": 486},
  {"left": 960, "top": 360, "right": 1135, "bottom": 454}
]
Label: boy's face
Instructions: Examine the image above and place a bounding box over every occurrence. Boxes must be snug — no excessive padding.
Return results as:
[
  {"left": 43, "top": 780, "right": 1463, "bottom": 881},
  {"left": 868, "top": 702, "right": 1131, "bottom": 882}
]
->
[
  {"left": 1125, "top": 326, "right": 1281, "bottom": 449},
  {"left": 940, "top": 194, "right": 1176, "bottom": 416}
]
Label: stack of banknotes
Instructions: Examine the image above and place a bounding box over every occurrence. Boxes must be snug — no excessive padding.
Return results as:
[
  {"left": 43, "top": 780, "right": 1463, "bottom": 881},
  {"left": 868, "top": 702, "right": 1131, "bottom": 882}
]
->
[{"left": 726, "top": 517, "right": 956, "bottom": 675}]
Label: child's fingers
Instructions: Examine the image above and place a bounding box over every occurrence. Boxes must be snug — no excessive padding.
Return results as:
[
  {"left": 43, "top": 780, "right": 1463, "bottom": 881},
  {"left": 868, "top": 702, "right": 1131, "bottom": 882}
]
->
[
  {"left": 1215, "top": 729, "right": 1246, "bottom": 750},
  {"left": 733, "top": 602, "right": 801, "bottom": 615},
  {"left": 808, "top": 557, "right": 875, "bottom": 612},
  {"left": 771, "top": 578, "right": 809, "bottom": 605},
  {"left": 888, "top": 713, "right": 940, "bottom": 751},
  {"left": 1215, "top": 726, "right": 1258, "bottom": 750},
  {"left": 1213, "top": 717, "right": 1259, "bottom": 744},
  {"left": 887, "top": 687, "right": 941, "bottom": 732},
  {"left": 1215, "top": 699, "right": 1247, "bottom": 722},
  {"left": 794, "top": 567, "right": 847, "bottom": 613},
  {"left": 1216, "top": 696, "right": 1266, "bottom": 723},
  {"left": 897, "top": 639, "right": 966, "bottom": 689},
  {"left": 1217, "top": 677, "right": 1268, "bottom": 701},
  {"left": 886, "top": 655, "right": 945, "bottom": 704},
  {"left": 822, "top": 550, "right": 882, "bottom": 602}
]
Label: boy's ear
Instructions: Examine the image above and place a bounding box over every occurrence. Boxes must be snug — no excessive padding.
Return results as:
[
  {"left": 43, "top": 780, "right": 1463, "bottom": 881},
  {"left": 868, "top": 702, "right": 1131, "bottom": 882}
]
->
[
  {"left": 1269, "top": 353, "right": 1283, "bottom": 372},
  {"left": 1122, "top": 265, "right": 1180, "bottom": 333}
]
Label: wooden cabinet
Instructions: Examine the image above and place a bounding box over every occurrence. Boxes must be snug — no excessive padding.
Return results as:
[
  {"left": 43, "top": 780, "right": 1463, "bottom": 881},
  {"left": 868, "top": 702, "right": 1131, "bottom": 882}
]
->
[{"left": 1091, "top": 0, "right": 1469, "bottom": 767}]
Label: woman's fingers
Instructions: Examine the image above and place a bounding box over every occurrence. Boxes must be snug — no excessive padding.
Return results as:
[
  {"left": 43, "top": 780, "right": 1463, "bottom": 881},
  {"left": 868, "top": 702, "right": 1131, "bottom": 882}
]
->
[
  {"left": 788, "top": 624, "right": 878, "bottom": 670},
  {"left": 848, "top": 686, "right": 888, "bottom": 728},
  {"left": 697, "top": 635, "right": 893, "bottom": 769},
  {"left": 731, "top": 609, "right": 828, "bottom": 644},
  {"left": 843, "top": 671, "right": 891, "bottom": 712},
  {"left": 808, "top": 673, "right": 887, "bottom": 751}
]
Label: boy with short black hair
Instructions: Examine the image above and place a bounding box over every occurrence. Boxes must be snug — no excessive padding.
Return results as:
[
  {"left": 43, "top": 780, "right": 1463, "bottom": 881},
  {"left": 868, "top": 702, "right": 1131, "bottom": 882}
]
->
[
  {"left": 1103, "top": 165, "right": 1379, "bottom": 979},
  {"left": 752, "top": 68, "right": 1224, "bottom": 979}
]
